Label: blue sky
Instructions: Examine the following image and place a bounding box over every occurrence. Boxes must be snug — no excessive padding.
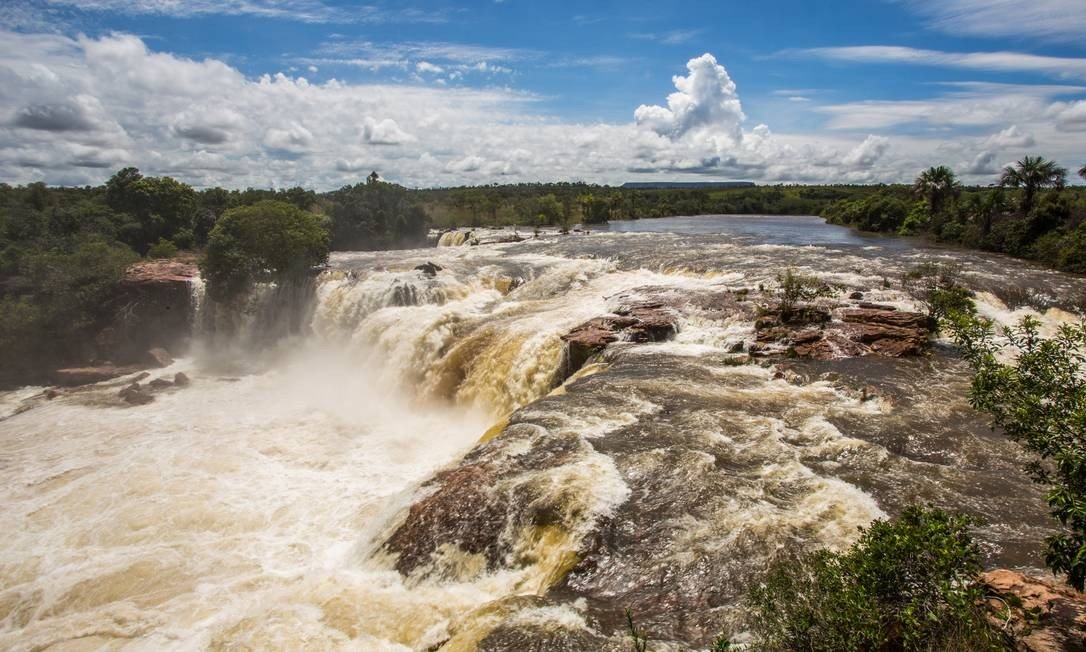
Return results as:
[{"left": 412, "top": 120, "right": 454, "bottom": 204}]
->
[{"left": 1, "top": 0, "right": 1084, "bottom": 188}]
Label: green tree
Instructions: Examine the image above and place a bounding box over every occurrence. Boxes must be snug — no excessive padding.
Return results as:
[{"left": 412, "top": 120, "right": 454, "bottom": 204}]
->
[
  {"left": 749, "top": 506, "right": 997, "bottom": 651},
  {"left": 201, "top": 200, "right": 329, "bottom": 301},
  {"left": 948, "top": 315, "right": 1086, "bottom": 590},
  {"left": 1000, "top": 156, "right": 1068, "bottom": 215},
  {"left": 328, "top": 180, "right": 427, "bottom": 250},
  {"left": 913, "top": 165, "right": 960, "bottom": 217},
  {"left": 1079, "top": 164, "right": 1086, "bottom": 183}
]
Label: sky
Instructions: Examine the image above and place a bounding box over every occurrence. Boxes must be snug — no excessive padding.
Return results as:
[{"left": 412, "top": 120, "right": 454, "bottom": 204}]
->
[{"left": 1, "top": 0, "right": 1085, "bottom": 189}]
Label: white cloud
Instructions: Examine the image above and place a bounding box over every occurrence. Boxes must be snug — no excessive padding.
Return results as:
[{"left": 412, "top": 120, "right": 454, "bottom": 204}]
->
[
  {"left": 801, "top": 45, "right": 1086, "bottom": 80},
  {"left": 842, "top": 135, "right": 890, "bottom": 168},
  {"left": 902, "top": 0, "right": 1086, "bottom": 43},
  {"left": 40, "top": 0, "right": 449, "bottom": 24},
  {"left": 634, "top": 53, "right": 745, "bottom": 141},
  {"left": 983, "top": 125, "right": 1035, "bottom": 148},
  {"left": 361, "top": 117, "right": 415, "bottom": 145},
  {"left": 0, "top": 32, "right": 1080, "bottom": 189},
  {"left": 1047, "top": 100, "right": 1086, "bottom": 131}
]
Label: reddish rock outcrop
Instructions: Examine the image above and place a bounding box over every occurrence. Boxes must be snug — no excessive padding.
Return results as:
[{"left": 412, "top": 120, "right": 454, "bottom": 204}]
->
[
  {"left": 983, "top": 569, "right": 1086, "bottom": 651},
  {"left": 53, "top": 365, "right": 144, "bottom": 387},
  {"left": 96, "top": 258, "right": 199, "bottom": 365},
  {"left": 561, "top": 302, "right": 680, "bottom": 375},
  {"left": 752, "top": 306, "right": 930, "bottom": 360}
]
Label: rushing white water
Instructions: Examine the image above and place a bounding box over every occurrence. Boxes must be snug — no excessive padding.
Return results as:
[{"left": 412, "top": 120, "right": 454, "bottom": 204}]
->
[{"left": 2, "top": 217, "right": 1084, "bottom": 649}]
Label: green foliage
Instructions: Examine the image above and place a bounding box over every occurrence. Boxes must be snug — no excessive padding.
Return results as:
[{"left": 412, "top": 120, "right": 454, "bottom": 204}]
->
[
  {"left": 775, "top": 268, "right": 831, "bottom": 320},
  {"left": 821, "top": 191, "right": 910, "bottom": 232},
  {"left": 749, "top": 506, "right": 999, "bottom": 651},
  {"left": 901, "top": 262, "right": 976, "bottom": 323},
  {"left": 624, "top": 608, "right": 648, "bottom": 652},
  {"left": 1000, "top": 156, "right": 1068, "bottom": 215},
  {"left": 946, "top": 315, "right": 1086, "bottom": 590},
  {"left": 898, "top": 200, "right": 931, "bottom": 235},
  {"left": 327, "top": 179, "right": 427, "bottom": 250},
  {"left": 146, "top": 237, "right": 178, "bottom": 259},
  {"left": 913, "top": 165, "right": 960, "bottom": 216},
  {"left": 201, "top": 200, "right": 330, "bottom": 302}
]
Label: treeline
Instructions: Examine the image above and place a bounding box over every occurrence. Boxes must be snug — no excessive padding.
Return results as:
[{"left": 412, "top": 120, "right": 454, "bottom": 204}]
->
[
  {"left": 823, "top": 158, "right": 1086, "bottom": 274},
  {"left": 416, "top": 182, "right": 875, "bottom": 227},
  {"left": 0, "top": 169, "right": 426, "bottom": 384}
]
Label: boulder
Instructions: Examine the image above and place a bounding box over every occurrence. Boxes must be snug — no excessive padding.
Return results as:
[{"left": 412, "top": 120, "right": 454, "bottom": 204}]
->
[
  {"left": 148, "top": 378, "right": 172, "bottom": 389},
  {"left": 752, "top": 307, "right": 930, "bottom": 360},
  {"left": 146, "top": 347, "right": 173, "bottom": 368},
  {"left": 983, "top": 569, "right": 1086, "bottom": 651},
  {"left": 561, "top": 303, "right": 680, "bottom": 375},
  {"left": 414, "top": 261, "right": 443, "bottom": 277},
  {"left": 173, "top": 372, "right": 191, "bottom": 387},
  {"left": 118, "top": 382, "right": 154, "bottom": 405},
  {"left": 53, "top": 365, "right": 144, "bottom": 387}
]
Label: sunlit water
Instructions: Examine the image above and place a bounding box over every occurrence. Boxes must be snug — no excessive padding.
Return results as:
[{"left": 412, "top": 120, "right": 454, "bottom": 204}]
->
[{"left": 1, "top": 215, "right": 1083, "bottom": 649}]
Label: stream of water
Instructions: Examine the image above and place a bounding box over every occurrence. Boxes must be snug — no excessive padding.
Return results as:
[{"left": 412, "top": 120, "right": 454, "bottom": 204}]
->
[{"left": 1, "top": 215, "right": 1083, "bottom": 650}]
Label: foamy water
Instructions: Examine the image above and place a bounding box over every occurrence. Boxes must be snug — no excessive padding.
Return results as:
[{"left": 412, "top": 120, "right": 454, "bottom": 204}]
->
[{"left": 2, "top": 217, "right": 1084, "bottom": 649}]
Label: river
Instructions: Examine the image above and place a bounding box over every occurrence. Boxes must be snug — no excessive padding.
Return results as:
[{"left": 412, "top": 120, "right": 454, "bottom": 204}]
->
[{"left": 1, "top": 215, "right": 1083, "bottom": 650}]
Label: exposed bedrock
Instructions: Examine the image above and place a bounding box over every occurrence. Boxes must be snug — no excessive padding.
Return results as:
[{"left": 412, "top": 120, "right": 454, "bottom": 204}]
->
[
  {"left": 96, "top": 258, "right": 199, "bottom": 364},
  {"left": 983, "top": 569, "right": 1086, "bottom": 651},
  {"left": 560, "top": 286, "right": 931, "bottom": 379}
]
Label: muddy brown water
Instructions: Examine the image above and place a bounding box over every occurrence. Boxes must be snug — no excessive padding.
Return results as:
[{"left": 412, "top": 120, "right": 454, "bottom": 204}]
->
[{"left": 1, "top": 215, "right": 1083, "bottom": 650}]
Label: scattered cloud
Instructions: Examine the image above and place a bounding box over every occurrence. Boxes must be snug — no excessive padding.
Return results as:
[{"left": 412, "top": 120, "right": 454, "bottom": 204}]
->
[
  {"left": 900, "top": 0, "right": 1086, "bottom": 43},
  {"left": 39, "top": 0, "right": 450, "bottom": 24},
  {"left": 629, "top": 29, "right": 704, "bottom": 45},
  {"left": 0, "top": 31, "right": 1081, "bottom": 189},
  {"left": 800, "top": 45, "right": 1086, "bottom": 80}
]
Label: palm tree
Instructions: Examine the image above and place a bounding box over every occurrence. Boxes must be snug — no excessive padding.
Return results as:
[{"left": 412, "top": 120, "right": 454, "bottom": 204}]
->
[
  {"left": 999, "top": 156, "right": 1067, "bottom": 215},
  {"left": 913, "top": 166, "right": 960, "bottom": 216}
]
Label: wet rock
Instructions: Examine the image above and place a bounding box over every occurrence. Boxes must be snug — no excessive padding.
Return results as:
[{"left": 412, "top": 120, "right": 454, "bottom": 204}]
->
[
  {"left": 146, "top": 347, "right": 173, "bottom": 368},
  {"left": 983, "top": 569, "right": 1086, "bottom": 651},
  {"left": 173, "top": 372, "right": 190, "bottom": 387},
  {"left": 52, "top": 365, "right": 144, "bottom": 387},
  {"left": 414, "top": 261, "right": 443, "bottom": 277},
  {"left": 148, "top": 378, "right": 172, "bottom": 390},
  {"left": 95, "top": 258, "right": 199, "bottom": 368},
  {"left": 118, "top": 382, "right": 154, "bottom": 405},
  {"left": 384, "top": 462, "right": 511, "bottom": 576},
  {"left": 849, "top": 291, "right": 864, "bottom": 300},
  {"left": 561, "top": 303, "right": 680, "bottom": 376},
  {"left": 44, "top": 389, "right": 60, "bottom": 400},
  {"left": 855, "top": 301, "right": 897, "bottom": 311},
  {"left": 752, "top": 307, "right": 930, "bottom": 360}
]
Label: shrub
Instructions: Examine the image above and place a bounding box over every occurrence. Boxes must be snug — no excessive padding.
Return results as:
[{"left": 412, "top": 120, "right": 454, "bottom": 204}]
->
[
  {"left": 775, "top": 268, "right": 831, "bottom": 321},
  {"left": 901, "top": 262, "right": 975, "bottom": 323},
  {"left": 146, "top": 237, "right": 178, "bottom": 259},
  {"left": 947, "top": 314, "right": 1086, "bottom": 590},
  {"left": 201, "top": 200, "right": 330, "bottom": 302},
  {"left": 749, "top": 506, "right": 999, "bottom": 651}
]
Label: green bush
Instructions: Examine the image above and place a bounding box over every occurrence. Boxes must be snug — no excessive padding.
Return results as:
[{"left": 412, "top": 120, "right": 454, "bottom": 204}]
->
[
  {"left": 201, "top": 200, "right": 330, "bottom": 301},
  {"left": 749, "top": 506, "right": 999, "bottom": 651},
  {"left": 146, "top": 237, "right": 178, "bottom": 259},
  {"left": 901, "top": 262, "right": 975, "bottom": 323},
  {"left": 774, "top": 268, "right": 831, "bottom": 321},
  {"left": 947, "top": 315, "right": 1086, "bottom": 590}
]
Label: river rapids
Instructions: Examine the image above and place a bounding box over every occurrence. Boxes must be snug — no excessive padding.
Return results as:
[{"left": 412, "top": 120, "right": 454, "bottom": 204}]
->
[{"left": 1, "top": 215, "right": 1084, "bottom": 650}]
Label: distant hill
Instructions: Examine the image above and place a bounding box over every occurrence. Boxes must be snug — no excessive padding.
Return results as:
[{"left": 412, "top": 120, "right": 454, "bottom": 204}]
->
[{"left": 620, "top": 181, "right": 757, "bottom": 189}]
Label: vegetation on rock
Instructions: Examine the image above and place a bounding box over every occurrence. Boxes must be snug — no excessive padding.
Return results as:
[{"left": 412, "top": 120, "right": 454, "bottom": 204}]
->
[
  {"left": 748, "top": 506, "right": 1000, "bottom": 651},
  {"left": 947, "top": 314, "right": 1086, "bottom": 591},
  {"left": 201, "top": 200, "right": 330, "bottom": 302}
]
